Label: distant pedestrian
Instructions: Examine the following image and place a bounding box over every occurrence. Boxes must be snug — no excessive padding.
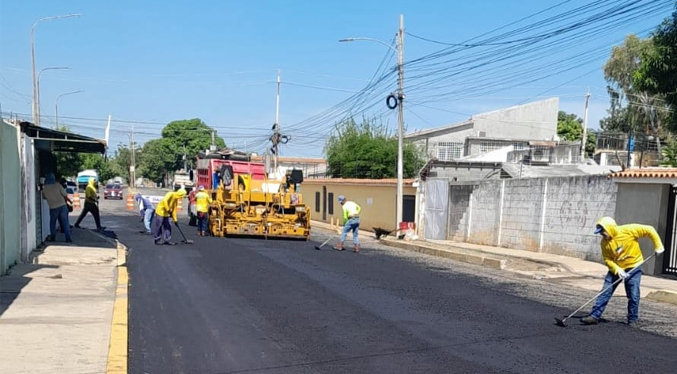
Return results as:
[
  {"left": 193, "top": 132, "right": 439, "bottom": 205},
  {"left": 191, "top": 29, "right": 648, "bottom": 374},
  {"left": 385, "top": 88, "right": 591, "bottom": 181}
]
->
[
  {"left": 58, "top": 177, "right": 74, "bottom": 233},
  {"left": 152, "top": 188, "right": 187, "bottom": 245},
  {"left": 581, "top": 216, "right": 664, "bottom": 327},
  {"left": 74, "top": 177, "right": 104, "bottom": 231},
  {"left": 135, "top": 193, "right": 155, "bottom": 235},
  {"left": 335, "top": 195, "right": 361, "bottom": 253},
  {"left": 41, "top": 173, "right": 72, "bottom": 243},
  {"left": 195, "top": 185, "right": 212, "bottom": 236}
]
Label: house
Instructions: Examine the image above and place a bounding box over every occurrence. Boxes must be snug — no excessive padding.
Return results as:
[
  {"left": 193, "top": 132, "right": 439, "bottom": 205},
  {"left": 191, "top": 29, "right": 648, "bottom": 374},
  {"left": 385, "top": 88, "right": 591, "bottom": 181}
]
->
[{"left": 405, "top": 98, "right": 559, "bottom": 161}]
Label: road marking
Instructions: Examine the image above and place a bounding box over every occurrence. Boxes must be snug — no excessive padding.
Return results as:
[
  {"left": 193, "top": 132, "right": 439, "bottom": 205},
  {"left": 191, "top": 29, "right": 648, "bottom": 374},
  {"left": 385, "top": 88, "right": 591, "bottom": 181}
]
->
[{"left": 107, "top": 245, "right": 128, "bottom": 374}]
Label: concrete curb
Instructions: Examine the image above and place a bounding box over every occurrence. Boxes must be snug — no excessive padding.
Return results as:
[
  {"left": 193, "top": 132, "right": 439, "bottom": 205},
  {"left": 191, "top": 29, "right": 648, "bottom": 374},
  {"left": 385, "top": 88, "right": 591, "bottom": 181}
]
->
[
  {"left": 645, "top": 290, "right": 677, "bottom": 306},
  {"left": 381, "top": 238, "right": 507, "bottom": 270},
  {"left": 105, "top": 238, "right": 128, "bottom": 374}
]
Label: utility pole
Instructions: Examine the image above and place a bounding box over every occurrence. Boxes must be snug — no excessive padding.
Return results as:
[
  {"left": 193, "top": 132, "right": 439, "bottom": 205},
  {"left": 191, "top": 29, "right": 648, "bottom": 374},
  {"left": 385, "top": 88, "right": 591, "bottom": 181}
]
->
[
  {"left": 580, "top": 89, "right": 590, "bottom": 161},
  {"left": 183, "top": 144, "right": 187, "bottom": 171},
  {"left": 211, "top": 130, "right": 216, "bottom": 151},
  {"left": 129, "top": 125, "right": 135, "bottom": 188},
  {"left": 395, "top": 14, "right": 405, "bottom": 229},
  {"left": 271, "top": 70, "right": 281, "bottom": 176}
]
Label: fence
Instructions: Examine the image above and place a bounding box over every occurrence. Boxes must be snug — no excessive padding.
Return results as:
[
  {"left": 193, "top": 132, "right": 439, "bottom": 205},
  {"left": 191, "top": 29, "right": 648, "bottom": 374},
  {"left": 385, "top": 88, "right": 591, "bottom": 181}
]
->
[{"left": 442, "top": 175, "right": 618, "bottom": 261}]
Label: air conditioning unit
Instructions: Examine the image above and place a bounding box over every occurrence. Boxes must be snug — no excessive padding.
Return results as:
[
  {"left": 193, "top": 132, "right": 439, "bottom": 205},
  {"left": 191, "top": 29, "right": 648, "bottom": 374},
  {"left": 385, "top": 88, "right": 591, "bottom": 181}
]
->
[{"left": 478, "top": 131, "right": 486, "bottom": 137}]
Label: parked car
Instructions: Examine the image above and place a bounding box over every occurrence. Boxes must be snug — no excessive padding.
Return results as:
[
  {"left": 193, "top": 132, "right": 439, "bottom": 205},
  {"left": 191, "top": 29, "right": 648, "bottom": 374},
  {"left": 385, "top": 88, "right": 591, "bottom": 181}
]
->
[{"left": 104, "top": 183, "right": 123, "bottom": 200}]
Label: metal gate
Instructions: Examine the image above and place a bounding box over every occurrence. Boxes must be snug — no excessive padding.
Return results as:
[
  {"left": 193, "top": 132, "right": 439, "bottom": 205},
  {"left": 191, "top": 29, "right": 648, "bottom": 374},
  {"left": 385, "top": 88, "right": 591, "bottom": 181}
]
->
[
  {"left": 424, "top": 178, "right": 449, "bottom": 240},
  {"left": 663, "top": 185, "right": 677, "bottom": 275}
]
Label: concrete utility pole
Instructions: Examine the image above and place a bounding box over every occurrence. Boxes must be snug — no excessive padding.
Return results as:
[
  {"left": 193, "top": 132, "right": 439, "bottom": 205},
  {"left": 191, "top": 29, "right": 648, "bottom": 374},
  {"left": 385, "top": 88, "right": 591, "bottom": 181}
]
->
[
  {"left": 55, "top": 90, "right": 84, "bottom": 129},
  {"left": 396, "top": 14, "right": 405, "bottom": 229},
  {"left": 30, "top": 14, "right": 80, "bottom": 126},
  {"left": 211, "top": 130, "right": 216, "bottom": 151},
  {"left": 580, "top": 89, "right": 590, "bottom": 161},
  {"left": 339, "top": 14, "right": 406, "bottom": 228},
  {"left": 183, "top": 144, "right": 187, "bottom": 171},
  {"left": 273, "top": 70, "right": 281, "bottom": 175},
  {"left": 130, "top": 125, "right": 136, "bottom": 188}
]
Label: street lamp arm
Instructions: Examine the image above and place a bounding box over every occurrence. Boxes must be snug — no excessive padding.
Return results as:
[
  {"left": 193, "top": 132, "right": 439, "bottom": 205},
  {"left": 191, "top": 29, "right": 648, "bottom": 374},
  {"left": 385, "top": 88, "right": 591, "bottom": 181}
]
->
[{"left": 339, "top": 36, "right": 398, "bottom": 53}]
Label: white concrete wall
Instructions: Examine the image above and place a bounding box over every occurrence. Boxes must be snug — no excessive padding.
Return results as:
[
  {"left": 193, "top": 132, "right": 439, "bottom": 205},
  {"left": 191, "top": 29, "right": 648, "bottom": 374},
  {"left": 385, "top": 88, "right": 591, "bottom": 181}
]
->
[
  {"left": 445, "top": 175, "right": 617, "bottom": 261},
  {"left": 472, "top": 98, "right": 558, "bottom": 140}
]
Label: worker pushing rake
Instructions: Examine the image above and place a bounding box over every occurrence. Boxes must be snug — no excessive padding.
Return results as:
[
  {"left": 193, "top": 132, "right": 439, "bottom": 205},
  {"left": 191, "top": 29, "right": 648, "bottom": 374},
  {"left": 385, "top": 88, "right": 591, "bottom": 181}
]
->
[{"left": 556, "top": 216, "right": 664, "bottom": 327}]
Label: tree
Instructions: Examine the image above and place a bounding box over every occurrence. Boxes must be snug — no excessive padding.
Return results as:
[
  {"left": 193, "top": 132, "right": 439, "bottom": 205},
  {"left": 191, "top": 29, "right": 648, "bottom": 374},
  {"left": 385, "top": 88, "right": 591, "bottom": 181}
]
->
[
  {"left": 140, "top": 138, "right": 177, "bottom": 184},
  {"left": 557, "top": 111, "right": 596, "bottom": 157},
  {"left": 601, "top": 34, "right": 669, "bottom": 158},
  {"left": 160, "top": 119, "right": 226, "bottom": 171},
  {"left": 324, "top": 117, "right": 421, "bottom": 179},
  {"left": 635, "top": 7, "right": 677, "bottom": 131},
  {"left": 53, "top": 125, "right": 84, "bottom": 178},
  {"left": 80, "top": 153, "right": 115, "bottom": 182}
]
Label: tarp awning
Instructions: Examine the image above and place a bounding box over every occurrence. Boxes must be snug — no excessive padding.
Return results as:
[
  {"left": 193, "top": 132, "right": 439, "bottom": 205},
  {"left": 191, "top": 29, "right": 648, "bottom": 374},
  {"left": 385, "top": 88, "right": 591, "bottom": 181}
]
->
[{"left": 20, "top": 122, "right": 106, "bottom": 154}]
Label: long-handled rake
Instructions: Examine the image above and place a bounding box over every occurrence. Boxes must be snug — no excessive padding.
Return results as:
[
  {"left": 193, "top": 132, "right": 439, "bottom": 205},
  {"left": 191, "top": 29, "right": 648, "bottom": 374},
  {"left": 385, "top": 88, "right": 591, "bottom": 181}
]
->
[
  {"left": 174, "top": 222, "right": 194, "bottom": 245},
  {"left": 314, "top": 234, "right": 337, "bottom": 250},
  {"left": 555, "top": 252, "right": 656, "bottom": 327}
]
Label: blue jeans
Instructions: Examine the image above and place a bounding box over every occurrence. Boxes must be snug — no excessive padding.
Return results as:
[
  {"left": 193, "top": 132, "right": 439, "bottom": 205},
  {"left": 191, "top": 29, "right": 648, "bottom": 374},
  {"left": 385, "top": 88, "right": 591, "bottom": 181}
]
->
[
  {"left": 50, "top": 205, "right": 71, "bottom": 241},
  {"left": 590, "top": 269, "right": 642, "bottom": 322},
  {"left": 340, "top": 218, "right": 360, "bottom": 245},
  {"left": 197, "top": 212, "right": 208, "bottom": 233},
  {"left": 143, "top": 209, "right": 155, "bottom": 233}
]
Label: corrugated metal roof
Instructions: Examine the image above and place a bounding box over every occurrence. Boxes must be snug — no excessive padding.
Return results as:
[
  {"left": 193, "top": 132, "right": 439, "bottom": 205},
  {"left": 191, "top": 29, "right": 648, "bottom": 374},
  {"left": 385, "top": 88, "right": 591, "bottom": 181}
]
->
[{"left": 609, "top": 167, "right": 677, "bottom": 179}]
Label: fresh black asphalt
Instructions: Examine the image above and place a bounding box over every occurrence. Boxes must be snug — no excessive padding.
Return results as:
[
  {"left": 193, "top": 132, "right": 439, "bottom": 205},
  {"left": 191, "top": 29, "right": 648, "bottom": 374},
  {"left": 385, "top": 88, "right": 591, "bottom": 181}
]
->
[{"left": 114, "top": 213, "right": 677, "bottom": 374}]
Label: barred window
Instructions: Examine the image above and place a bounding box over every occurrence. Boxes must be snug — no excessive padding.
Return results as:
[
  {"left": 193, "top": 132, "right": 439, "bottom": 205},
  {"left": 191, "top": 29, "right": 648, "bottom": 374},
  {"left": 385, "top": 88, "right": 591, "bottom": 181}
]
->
[
  {"left": 512, "top": 142, "right": 528, "bottom": 151},
  {"left": 437, "top": 142, "right": 463, "bottom": 160},
  {"left": 479, "top": 142, "right": 506, "bottom": 153}
]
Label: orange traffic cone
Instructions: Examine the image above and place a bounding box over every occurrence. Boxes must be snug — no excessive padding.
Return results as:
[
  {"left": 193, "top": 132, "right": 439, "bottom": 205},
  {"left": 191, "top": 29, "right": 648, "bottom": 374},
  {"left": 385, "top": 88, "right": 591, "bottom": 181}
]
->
[
  {"left": 177, "top": 197, "right": 183, "bottom": 212},
  {"left": 126, "top": 193, "right": 135, "bottom": 211},
  {"left": 72, "top": 193, "right": 81, "bottom": 210}
]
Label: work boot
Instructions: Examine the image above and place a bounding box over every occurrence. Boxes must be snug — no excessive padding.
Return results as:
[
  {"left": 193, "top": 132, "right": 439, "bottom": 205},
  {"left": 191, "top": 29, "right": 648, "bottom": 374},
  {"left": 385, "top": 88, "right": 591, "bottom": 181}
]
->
[
  {"left": 627, "top": 320, "right": 639, "bottom": 328},
  {"left": 334, "top": 243, "right": 344, "bottom": 251},
  {"left": 581, "top": 316, "right": 599, "bottom": 325},
  {"left": 353, "top": 244, "right": 360, "bottom": 253}
]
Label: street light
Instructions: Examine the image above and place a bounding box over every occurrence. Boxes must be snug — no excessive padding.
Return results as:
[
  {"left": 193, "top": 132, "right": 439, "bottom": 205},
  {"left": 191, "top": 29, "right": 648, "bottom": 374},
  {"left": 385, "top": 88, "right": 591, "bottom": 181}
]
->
[
  {"left": 38, "top": 66, "right": 70, "bottom": 127},
  {"left": 31, "top": 13, "right": 81, "bottom": 126},
  {"left": 55, "top": 90, "right": 84, "bottom": 129},
  {"left": 340, "top": 14, "right": 406, "bottom": 229}
]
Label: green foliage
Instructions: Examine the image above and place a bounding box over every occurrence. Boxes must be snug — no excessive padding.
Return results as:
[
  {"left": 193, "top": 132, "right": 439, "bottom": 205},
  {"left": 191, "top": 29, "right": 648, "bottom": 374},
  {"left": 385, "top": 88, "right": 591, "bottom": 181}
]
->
[
  {"left": 161, "top": 119, "right": 226, "bottom": 170},
  {"left": 139, "top": 138, "right": 177, "bottom": 183},
  {"left": 80, "top": 154, "right": 115, "bottom": 182},
  {"left": 635, "top": 8, "right": 677, "bottom": 131},
  {"left": 601, "top": 34, "right": 669, "bottom": 136},
  {"left": 324, "top": 117, "right": 422, "bottom": 179},
  {"left": 660, "top": 139, "right": 677, "bottom": 167},
  {"left": 557, "top": 111, "right": 596, "bottom": 156}
]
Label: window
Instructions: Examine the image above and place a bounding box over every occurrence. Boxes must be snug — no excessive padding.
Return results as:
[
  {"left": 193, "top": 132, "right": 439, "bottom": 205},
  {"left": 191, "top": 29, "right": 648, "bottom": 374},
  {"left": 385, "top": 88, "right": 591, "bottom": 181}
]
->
[
  {"left": 328, "top": 193, "right": 334, "bottom": 215},
  {"left": 512, "top": 142, "right": 528, "bottom": 151},
  {"left": 437, "top": 142, "right": 463, "bottom": 160},
  {"left": 479, "top": 142, "right": 506, "bottom": 153},
  {"left": 315, "top": 192, "right": 320, "bottom": 213}
]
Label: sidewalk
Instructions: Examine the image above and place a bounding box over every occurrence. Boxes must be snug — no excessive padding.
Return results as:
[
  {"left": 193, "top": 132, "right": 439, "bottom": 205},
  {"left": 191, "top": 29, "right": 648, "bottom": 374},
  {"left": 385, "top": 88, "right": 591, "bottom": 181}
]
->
[
  {"left": 311, "top": 220, "right": 677, "bottom": 306},
  {"left": 0, "top": 228, "right": 124, "bottom": 374}
]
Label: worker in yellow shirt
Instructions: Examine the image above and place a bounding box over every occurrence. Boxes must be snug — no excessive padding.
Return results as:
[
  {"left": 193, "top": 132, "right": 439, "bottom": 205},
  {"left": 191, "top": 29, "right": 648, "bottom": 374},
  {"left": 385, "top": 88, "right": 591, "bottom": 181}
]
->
[
  {"left": 195, "top": 185, "right": 212, "bottom": 236},
  {"left": 335, "top": 195, "right": 361, "bottom": 253},
  {"left": 152, "top": 188, "right": 187, "bottom": 245},
  {"left": 581, "top": 216, "right": 664, "bottom": 327}
]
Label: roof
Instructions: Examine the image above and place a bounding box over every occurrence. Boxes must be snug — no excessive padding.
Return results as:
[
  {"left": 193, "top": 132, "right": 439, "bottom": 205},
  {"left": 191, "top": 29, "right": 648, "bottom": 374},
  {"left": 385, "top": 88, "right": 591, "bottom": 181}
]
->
[
  {"left": 19, "top": 122, "right": 106, "bottom": 153},
  {"left": 609, "top": 167, "right": 677, "bottom": 179},
  {"left": 404, "top": 119, "right": 473, "bottom": 140},
  {"left": 501, "top": 162, "right": 620, "bottom": 179},
  {"left": 303, "top": 178, "right": 416, "bottom": 186}
]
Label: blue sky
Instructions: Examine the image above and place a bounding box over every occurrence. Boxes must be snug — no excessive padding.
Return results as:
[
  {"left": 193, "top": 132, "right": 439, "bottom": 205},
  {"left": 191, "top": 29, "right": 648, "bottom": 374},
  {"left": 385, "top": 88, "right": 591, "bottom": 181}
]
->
[{"left": 0, "top": 0, "right": 673, "bottom": 157}]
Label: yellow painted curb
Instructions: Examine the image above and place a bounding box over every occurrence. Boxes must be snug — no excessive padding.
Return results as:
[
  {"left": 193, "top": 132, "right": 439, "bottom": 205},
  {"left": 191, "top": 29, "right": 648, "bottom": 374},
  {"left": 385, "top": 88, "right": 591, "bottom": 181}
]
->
[{"left": 107, "top": 244, "right": 128, "bottom": 374}]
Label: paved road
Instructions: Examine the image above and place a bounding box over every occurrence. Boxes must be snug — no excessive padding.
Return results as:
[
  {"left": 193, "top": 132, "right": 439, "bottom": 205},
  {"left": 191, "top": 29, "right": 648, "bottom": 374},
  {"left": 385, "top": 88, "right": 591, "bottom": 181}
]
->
[{"left": 96, "top": 197, "right": 677, "bottom": 374}]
